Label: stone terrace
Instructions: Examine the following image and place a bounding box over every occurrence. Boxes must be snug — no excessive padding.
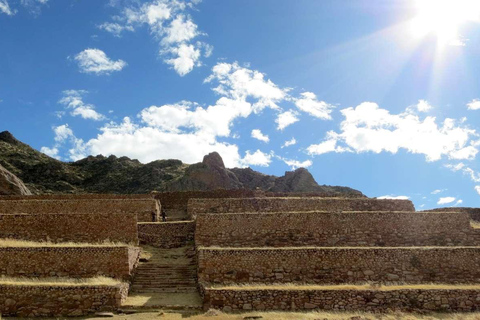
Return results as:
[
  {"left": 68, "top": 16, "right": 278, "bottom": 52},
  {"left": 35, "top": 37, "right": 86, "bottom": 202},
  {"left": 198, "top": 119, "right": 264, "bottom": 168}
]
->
[
  {"left": 196, "top": 211, "right": 480, "bottom": 247},
  {"left": 188, "top": 197, "right": 415, "bottom": 218},
  {"left": 193, "top": 196, "right": 480, "bottom": 312},
  {"left": 0, "top": 194, "right": 146, "bottom": 317},
  {"left": 0, "top": 198, "right": 159, "bottom": 222}
]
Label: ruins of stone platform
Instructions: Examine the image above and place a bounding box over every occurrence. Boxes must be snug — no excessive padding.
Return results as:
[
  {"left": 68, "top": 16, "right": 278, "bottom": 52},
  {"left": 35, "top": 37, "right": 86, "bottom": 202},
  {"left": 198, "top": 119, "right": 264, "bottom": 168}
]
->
[{"left": 1, "top": 191, "right": 480, "bottom": 316}]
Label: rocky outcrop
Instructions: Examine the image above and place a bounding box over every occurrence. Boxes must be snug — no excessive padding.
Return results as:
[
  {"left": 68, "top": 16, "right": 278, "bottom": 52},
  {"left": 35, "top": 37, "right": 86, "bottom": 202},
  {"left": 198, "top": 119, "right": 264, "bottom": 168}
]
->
[
  {"left": 0, "top": 130, "right": 364, "bottom": 196},
  {"left": 165, "top": 152, "right": 243, "bottom": 191},
  {"left": 270, "top": 168, "right": 323, "bottom": 192},
  {"left": 0, "top": 164, "right": 31, "bottom": 195}
]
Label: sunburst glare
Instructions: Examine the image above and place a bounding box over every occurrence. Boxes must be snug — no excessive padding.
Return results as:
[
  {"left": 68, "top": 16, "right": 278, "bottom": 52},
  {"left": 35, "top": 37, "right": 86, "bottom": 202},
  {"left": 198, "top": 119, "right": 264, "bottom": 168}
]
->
[{"left": 410, "top": 0, "right": 480, "bottom": 46}]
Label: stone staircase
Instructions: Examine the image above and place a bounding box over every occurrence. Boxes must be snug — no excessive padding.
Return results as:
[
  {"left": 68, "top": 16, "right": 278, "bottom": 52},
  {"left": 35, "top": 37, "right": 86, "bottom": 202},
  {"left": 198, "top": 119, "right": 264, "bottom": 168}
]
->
[{"left": 123, "top": 244, "right": 202, "bottom": 310}]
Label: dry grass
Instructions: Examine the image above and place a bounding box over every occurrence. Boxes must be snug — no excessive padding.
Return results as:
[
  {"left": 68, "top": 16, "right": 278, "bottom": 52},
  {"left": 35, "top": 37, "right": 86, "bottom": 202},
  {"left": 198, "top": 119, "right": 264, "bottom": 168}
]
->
[
  {"left": 0, "top": 276, "right": 121, "bottom": 287},
  {"left": 207, "top": 283, "right": 480, "bottom": 291},
  {"left": 470, "top": 221, "right": 480, "bottom": 229},
  {"left": 9, "top": 310, "right": 480, "bottom": 320},
  {"left": 138, "top": 220, "right": 194, "bottom": 225},
  {"left": 198, "top": 246, "right": 480, "bottom": 250},
  {"left": 0, "top": 238, "right": 130, "bottom": 248}
]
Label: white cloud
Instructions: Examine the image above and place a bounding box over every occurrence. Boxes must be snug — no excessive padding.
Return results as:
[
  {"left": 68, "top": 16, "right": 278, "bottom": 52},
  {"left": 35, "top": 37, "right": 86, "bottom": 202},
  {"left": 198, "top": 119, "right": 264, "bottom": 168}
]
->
[
  {"left": 241, "top": 150, "right": 272, "bottom": 167},
  {"left": 448, "top": 146, "right": 478, "bottom": 160},
  {"left": 251, "top": 129, "right": 269, "bottom": 143},
  {"left": 164, "top": 43, "right": 201, "bottom": 76},
  {"left": 74, "top": 48, "right": 127, "bottom": 75},
  {"left": 281, "top": 158, "right": 312, "bottom": 169},
  {"left": 98, "top": 23, "right": 134, "bottom": 37},
  {"left": 445, "top": 162, "right": 465, "bottom": 172},
  {"left": 206, "top": 62, "right": 288, "bottom": 111},
  {"left": 77, "top": 117, "right": 242, "bottom": 166},
  {"left": 463, "top": 167, "right": 480, "bottom": 183},
  {"left": 140, "top": 98, "right": 251, "bottom": 137},
  {"left": 307, "top": 102, "right": 478, "bottom": 161},
  {"left": 295, "top": 92, "right": 335, "bottom": 119},
  {"left": 437, "top": 197, "right": 456, "bottom": 205},
  {"left": 162, "top": 14, "right": 198, "bottom": 44},
  {"left": 20, "top": 0, "right": 48, "bottom": 15},
  {"left": 276, "top": 110, "right": 299, "bottom": 130},
  {"left": 282, "top": 137, "right": 297, "bottom": 148},
  {"left": 53, "top": 124, "right": 74, "bottom": 143},
  {"left": 0, "top": 0, "right": 14, "bottom": 15},
  {"left": 455, "top": 199, "right": 463, "bottom": 205},
  {"left": 40, "top": 146, "right": 59, "bottom": 159},
  {"left": 445, "top": 163, "right": 480, "bottom": 183},
  {"left": 467, "top": 99, "right": 480, "bottom": 110},
  {"left": 100, "top": 0, "right": 211, "bottom": 76},
  {"left": 40, "top": 124, "right": 85, "bottom": 161},
  {"left": 475, "top": 186, "right": 480, "bottom": 196},
  {"left": 431, "top": 189, "right": 445, "bottom": 194},
  {"left": 307, "top": 131, "right": 351, "bottom": 155},
  {"left": 377, "top": 195, "right": 410, "bottom": 200},
  {"left": 416, "top": 99, "right": 432, "bottom": 112},
  {"left": 58, "top": 90, "right": 105, "bottom": 121}
]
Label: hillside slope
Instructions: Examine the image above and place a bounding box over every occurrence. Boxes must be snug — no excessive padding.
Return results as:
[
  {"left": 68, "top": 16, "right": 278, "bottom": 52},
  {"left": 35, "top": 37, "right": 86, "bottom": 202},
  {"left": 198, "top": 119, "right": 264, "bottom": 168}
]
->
[{"left": 0, "top": 131, "right": 364, "bottom": 196}]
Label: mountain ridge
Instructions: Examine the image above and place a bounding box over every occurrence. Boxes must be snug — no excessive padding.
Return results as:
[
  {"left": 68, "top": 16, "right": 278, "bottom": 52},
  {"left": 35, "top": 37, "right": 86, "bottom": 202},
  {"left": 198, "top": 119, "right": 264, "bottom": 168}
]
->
[{"left": 0, "top": 130, "right": 364, "bottom": 196}]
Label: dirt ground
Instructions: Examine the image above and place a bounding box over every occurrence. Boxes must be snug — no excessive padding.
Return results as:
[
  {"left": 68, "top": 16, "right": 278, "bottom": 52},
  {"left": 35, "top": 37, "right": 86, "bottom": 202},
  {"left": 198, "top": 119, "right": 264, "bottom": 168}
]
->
[{"left": 6, "top": 310, "right": 480, "bottom": 320}]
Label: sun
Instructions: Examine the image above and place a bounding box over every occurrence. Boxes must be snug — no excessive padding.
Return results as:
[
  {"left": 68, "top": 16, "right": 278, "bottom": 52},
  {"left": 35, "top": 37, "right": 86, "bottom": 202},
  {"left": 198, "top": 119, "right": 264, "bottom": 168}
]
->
[{"left": 411, "top": 0, "right": 480, "bottom": 46}]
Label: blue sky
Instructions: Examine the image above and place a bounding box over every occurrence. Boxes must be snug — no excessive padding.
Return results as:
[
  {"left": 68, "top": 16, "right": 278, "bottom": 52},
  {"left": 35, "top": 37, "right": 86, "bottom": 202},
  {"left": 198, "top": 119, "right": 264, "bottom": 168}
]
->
[{"left": 1, "top": 0, "right": 480, "bottom": 208}]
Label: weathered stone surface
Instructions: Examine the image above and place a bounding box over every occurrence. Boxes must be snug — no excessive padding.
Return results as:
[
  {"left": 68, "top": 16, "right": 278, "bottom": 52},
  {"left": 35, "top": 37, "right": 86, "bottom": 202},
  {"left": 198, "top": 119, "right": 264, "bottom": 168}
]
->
[
  {"left": 0, "top": 246, "right": 140, "bottom": 280},
  {"left": 0, "top": 163, "right": 31, "bottom": 195},
  {"left": 0, "top": 283, "right": 128, "bottom": 317},
  {"left": 198, "top": 247, "right": 480, "bottom": 285},
  {"left": 0, "top": 213, "right": 138, "bottom": 244},
  {"left": 195, "top": 211, "right": 480, "bottom": 247},
  {"left": 138, "top": 221, "right": 194, "bottom": 248},
  {"left": 204, "top": 287, "right": 480, "bottom": 312},
  {"left": 189, "top": 197, "right": 415, "bottom": 217},
  {"left": 0, "top": 198, "right": 158, "bottom": 222}
]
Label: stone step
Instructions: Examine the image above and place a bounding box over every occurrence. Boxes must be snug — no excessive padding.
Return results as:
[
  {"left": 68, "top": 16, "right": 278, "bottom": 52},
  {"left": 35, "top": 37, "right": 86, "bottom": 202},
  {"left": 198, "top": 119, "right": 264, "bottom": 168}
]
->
[
  {"left": 133, "top": 277, "right": 196, "bottom": 282},
  {"left": 133, "top": 280, "right": 196, "bottom": 284},
  {"left": 135, "top": 268, "right": 196, "bottom": 272},
  {"left": 132, "top": 282, "right": 196, "bottom": 287},
  {"left": 122, "top": 292, "right": 203, "bottom": 310},
  {"left": 130, "top": 287, "right": 199, "bottom": 293}
]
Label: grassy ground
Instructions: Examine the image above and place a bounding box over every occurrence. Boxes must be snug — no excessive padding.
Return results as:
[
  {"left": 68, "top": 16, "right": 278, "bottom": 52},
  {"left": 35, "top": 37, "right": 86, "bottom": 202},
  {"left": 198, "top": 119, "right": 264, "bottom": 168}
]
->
[
  {"left": 208, "top": 283, "right": 480, "bottom": 291},
  {"left": 0, "top": 238, "right": 129, "bottom": 247},
  {"left": 7, "top": 310, "right": 480, "bottom": 320},
  {"left": 0, "top": 276, "right": 121, "bottom": 287}
]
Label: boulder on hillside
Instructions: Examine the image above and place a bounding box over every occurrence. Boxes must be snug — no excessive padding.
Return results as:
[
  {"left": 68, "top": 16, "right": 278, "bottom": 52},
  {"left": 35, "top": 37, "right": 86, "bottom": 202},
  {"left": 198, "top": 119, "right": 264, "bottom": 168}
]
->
[{"left": 0, "top": 163, "right": 32, "bottom": 195}]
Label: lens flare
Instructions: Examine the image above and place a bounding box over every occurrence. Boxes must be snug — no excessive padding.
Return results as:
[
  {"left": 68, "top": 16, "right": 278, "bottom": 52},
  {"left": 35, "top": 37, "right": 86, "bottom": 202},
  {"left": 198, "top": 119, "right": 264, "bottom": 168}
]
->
[{"left": 411, "top": 0, "right": 480, "bottom": 46}]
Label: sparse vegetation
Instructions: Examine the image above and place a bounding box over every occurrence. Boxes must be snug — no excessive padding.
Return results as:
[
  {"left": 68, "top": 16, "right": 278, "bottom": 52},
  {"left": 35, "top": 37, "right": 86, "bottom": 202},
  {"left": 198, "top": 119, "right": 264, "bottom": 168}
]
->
[
  {"left": 0, "top": 276, "right": 121, "bottom": 287},
  {"left": 9, "top": 310, "right": 480, "bottom": 320},
  {"left": 207, "top": 282, "right": 480, "bottom": 291},
  {"left": 0, "top": 238, "right": 130, "bottom": 248}
]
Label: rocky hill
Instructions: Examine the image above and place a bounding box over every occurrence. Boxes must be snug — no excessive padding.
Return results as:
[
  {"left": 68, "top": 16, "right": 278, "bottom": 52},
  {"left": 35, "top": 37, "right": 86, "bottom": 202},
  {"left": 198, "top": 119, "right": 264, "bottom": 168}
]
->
[{"left": 0, "top": 130, "right": 364, "bottom": 196}]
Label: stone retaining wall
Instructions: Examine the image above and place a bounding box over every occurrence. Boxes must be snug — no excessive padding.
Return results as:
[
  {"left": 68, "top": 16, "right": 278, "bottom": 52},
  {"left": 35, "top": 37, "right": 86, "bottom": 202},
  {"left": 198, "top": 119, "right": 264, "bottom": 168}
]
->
[
  {"left": 0, "top": 246, "right": 140, "bottom": 280},
  {"left": 0, "top": 199, "right": 159, "bottom": 222},
  {"left": 0, "top": 194, "right": 152, "bottom": 200},
  {"left": 0, "top": 213, "right": 138, "bottom": 244},
  {"left": 188, "top": 198, "right": 415, "bottom": 218},
  {"left": 203, "top": 287, "right": 480, "bottom": 312},
  {"left": 423, "top": 207, "right": 480, "bottom": 222},
  {"left": 0, "top": 283, "right": 128, "bottom": 317},
  {"left": 198, "top": 247, "right": 480, "bottom": 284},
  {"left": 196, "top": 211, "right": 479, "bottom": 247},
  {"left": 138, "top": 221, "right": 195, "bottom": 248},
  {"left": 154, "top": 190, "right": 365, "bottom": 219}
]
